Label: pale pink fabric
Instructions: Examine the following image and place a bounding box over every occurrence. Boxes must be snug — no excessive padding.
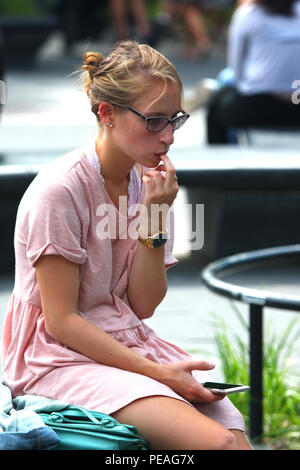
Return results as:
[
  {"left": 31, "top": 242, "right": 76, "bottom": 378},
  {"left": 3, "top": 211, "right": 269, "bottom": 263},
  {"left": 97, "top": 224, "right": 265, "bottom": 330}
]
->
[{"left": 1, "top": 143, "right": 245, "bottom": 431}]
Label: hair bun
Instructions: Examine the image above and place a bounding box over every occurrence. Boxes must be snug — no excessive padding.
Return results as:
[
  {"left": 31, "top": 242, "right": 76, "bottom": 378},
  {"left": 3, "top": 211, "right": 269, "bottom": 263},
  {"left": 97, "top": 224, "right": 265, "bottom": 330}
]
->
[{"left": 82, "top": 51, "right": 104, "bottom": 79}]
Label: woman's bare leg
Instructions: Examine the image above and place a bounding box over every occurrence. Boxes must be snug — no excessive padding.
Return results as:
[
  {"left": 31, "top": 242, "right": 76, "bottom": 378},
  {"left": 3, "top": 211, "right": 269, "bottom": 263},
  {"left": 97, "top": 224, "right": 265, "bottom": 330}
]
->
[{"left": 112, "top": 396, "right": 245, "bottom": 450}]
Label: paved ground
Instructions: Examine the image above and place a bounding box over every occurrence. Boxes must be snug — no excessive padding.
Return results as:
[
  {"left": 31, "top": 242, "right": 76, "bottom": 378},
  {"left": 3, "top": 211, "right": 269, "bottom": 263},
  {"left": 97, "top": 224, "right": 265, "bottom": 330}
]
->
[{"left": 0, "top": 32, "right": 299, "bottom": 448}]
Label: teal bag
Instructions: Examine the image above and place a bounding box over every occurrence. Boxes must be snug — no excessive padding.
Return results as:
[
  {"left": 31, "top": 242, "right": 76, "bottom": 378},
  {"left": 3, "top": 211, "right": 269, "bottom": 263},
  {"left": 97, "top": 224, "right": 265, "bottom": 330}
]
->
[{"left": 38, "top": 405, "right": 149, "bottom": 450}]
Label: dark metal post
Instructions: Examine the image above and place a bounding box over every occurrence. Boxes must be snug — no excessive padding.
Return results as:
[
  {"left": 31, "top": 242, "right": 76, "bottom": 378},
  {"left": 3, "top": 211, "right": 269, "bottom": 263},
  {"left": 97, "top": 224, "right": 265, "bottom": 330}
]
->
[{"left": 249, "top": 304, "right": 263, "bottom": 441}]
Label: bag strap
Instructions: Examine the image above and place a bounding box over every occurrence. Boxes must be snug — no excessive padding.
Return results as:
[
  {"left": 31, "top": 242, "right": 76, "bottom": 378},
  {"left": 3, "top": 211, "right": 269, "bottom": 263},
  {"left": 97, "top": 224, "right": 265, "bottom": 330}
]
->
[
  {"left": 50, "top": 406, "right": 117, "bottom": 428},
  {"left": 68, "top": 406, "right": 106, "bottom": 425}
]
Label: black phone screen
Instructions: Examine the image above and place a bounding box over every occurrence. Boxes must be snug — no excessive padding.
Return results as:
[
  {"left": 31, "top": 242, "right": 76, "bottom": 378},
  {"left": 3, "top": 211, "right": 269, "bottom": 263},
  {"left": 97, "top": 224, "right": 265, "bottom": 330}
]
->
[{"left": 203, "top": 382, "right": 242, "bottom": 389}]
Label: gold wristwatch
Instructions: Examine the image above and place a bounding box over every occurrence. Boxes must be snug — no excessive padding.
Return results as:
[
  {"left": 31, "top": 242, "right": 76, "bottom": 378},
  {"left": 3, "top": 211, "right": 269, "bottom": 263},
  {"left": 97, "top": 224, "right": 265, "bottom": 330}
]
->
[{"left": 138, "top": 227, "right": 168, "bottom": 249}]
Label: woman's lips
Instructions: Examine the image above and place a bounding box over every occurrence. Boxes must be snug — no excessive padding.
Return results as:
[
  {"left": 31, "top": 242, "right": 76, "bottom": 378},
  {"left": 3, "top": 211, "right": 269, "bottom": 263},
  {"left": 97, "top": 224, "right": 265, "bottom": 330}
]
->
[{"left": 152, "top": 151, "right": 167, "bottom": 166}]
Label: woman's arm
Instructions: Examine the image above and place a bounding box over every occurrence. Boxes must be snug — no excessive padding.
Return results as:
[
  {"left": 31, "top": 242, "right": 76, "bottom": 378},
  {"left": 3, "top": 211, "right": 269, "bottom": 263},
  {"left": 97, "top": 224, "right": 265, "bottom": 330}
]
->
[
  {"left": 127, "top": 242, "right": 168, "bottom": 319},
  {"left": 35, "top": 254, "right": 159, "bottom": 374},
  {"left": 127, "top": 155, "right": 177, "bottom": 319},
  {"left": 35, "top": 254, "right": 222, "bottom": 404}
]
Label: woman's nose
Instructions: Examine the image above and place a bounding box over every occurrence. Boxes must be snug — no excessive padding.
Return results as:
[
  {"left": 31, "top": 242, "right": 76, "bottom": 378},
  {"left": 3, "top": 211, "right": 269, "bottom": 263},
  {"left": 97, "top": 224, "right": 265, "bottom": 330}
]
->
[{"left": 159, "top": 123, "right": 175, "bottom": 146}]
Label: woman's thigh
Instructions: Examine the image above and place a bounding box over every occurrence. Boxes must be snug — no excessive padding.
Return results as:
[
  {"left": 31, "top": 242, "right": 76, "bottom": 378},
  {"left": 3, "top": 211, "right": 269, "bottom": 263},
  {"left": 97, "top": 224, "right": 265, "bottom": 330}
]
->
[{"left": 112, "top": 395, "right": 240, "bottom": 450}]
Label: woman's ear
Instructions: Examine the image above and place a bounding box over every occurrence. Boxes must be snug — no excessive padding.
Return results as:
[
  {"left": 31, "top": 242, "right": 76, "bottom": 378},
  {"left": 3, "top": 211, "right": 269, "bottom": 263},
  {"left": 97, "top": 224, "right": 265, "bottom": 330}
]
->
[{"left": 98, "top": 102, "right": 114, "bottom": 126}]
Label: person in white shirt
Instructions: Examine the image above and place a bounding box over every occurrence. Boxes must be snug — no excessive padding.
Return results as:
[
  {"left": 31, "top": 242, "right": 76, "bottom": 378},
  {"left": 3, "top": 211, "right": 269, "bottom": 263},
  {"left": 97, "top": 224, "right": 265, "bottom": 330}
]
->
[{"left": 206, "top": 0, "right": 300, "bottom": 143}]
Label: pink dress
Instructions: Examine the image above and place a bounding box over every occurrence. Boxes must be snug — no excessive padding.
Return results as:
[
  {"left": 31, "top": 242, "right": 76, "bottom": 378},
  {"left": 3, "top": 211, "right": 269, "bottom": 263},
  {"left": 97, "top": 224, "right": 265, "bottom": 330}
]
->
[{"left": 1, "top": 142, "right": 244, "bottom": 431}]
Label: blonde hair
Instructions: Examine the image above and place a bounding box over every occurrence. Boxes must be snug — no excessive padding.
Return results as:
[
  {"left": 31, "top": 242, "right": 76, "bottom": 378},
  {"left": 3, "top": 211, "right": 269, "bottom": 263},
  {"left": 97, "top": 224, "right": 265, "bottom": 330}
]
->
[{"left": 80, "top": 40, "right": 183, "bottom": 123}]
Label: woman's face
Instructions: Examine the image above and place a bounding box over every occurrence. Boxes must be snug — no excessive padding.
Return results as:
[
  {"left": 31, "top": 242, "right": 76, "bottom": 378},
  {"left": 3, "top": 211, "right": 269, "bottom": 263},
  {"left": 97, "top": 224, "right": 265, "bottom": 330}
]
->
[{"left": 113, "top": 80, "right": 182, "bottom": 169}]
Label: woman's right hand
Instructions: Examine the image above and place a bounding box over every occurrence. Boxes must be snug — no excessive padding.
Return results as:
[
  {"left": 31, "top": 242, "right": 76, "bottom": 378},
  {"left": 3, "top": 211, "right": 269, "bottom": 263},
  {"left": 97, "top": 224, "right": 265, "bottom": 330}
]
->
[{"left": 151, "top": 360, "right": 225, "bottom": 404}]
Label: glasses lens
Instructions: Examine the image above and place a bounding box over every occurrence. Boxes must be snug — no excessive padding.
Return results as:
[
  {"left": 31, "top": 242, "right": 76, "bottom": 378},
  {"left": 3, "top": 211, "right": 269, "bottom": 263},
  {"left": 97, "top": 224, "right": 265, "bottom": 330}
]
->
[
  {"left": 172, "top": 114, "right": 189, "bottom": 130},
  {"left": 147, "top": 117, "right": 168, "bottom": 132}
]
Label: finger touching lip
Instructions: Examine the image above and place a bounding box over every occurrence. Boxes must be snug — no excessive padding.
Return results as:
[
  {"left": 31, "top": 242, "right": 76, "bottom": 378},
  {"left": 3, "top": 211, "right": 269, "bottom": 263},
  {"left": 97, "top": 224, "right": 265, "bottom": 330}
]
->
[
  {"left": 160, "top": 154, "right": 175, "bottom": 169},
  {"left": 160, "top": 154, "right": 170, "bottom": 161},
  {"left": 156, "top": 149, "right": 169, "bottom": 157}
]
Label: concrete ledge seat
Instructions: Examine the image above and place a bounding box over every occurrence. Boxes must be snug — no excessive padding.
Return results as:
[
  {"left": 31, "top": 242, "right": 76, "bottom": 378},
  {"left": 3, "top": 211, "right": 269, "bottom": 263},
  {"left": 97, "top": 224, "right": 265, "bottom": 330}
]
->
[
  {"left": 170, "top": 145, "right": 300, "bottom": 261},
  {"left": 0, "top": 165, "right": 39, "bottom": 193},
  {"left": 0, "top": 165, "right": 39, "bottom": 273},
  {"left": 237, "top": 127, "right": 300, "bottom": 147},
  {"left": 1, "top": 144, "right": 300, "bottom": 271},
  {"left": 170, "top": 145, "right": 300, "bottom": 189}
]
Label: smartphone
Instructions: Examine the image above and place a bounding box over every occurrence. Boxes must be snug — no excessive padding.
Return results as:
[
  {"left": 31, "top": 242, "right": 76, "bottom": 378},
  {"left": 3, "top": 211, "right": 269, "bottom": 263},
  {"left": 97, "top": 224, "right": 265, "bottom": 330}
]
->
[{"left": 202, "top": 382, "right": 250, "bottom": 395}]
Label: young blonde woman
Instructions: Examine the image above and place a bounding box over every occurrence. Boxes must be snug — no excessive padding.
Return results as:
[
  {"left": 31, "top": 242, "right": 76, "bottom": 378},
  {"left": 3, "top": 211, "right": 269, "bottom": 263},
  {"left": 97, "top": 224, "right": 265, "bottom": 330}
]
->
[{"left": 1, "top": 41, "right": 251, "bottom": 450}]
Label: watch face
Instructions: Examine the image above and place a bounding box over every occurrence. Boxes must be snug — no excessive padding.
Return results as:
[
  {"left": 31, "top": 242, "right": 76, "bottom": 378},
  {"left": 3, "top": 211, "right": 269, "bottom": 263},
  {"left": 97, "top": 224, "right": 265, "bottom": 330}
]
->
[{"left": 152, "top": 233, "right": 168, "bottom": 248}]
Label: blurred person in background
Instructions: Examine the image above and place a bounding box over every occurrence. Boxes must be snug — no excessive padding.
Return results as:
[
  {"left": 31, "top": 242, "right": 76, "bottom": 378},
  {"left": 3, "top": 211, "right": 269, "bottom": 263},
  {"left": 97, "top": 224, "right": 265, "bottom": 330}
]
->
[
  {"left": 109, "top": 0, "right": 155, "bottom": 45},
  {"left": 163, "top": 0, "right": 212, "bottom": 59},
  {"left": 0, "top": 28, "right": 4, "bottom": 121},
  {"left": 206, "top": 0, "right": 300, "bottom": 143}
]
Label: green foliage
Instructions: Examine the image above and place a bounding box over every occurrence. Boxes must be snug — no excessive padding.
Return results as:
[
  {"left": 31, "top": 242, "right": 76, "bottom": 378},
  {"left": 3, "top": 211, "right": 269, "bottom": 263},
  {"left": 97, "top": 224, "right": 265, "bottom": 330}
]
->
[
  {"left": 147, "top": 0, "right": 162, "bottom": 18},
  {"left": 0, "top": 0, "right": 60, "bottom": 15},
  {"left": 214, "top": 303, "right": 300, "bottom": 449},
  {"left": 0, "top": 0, "right": 38, "bottom": 15}
]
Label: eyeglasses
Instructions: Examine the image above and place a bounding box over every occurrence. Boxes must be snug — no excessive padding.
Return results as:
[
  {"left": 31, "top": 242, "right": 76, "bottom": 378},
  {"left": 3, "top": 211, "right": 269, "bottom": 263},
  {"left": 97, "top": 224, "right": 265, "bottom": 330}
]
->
[{"left": 127, "top": 106, "right": 190, "bottom": 132}]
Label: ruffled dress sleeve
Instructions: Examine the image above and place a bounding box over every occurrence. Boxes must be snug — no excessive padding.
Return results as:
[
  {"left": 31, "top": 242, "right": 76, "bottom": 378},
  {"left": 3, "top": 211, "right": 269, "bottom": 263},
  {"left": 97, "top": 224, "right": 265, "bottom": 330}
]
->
[{"left": 18, "top": 174, "right": 88, "bottom": 267}]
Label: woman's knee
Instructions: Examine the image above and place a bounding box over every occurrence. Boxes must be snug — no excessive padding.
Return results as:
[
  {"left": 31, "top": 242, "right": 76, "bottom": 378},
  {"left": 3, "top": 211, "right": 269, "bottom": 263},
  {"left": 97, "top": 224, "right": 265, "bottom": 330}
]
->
[{"left": 211, "top": 429, "right": 239, "bottom": 450}]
